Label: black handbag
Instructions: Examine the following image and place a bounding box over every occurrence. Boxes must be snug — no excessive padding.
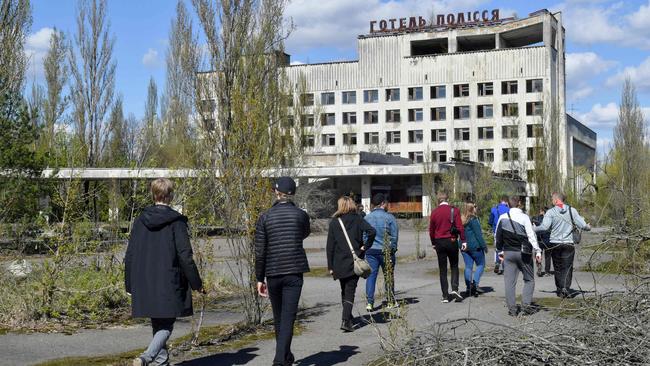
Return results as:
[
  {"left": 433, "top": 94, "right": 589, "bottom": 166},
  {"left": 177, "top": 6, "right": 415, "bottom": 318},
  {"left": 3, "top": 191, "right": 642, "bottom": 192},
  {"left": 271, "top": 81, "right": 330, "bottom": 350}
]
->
[{"left": 568, "top": 205, "right": 582, "bottom": 244}]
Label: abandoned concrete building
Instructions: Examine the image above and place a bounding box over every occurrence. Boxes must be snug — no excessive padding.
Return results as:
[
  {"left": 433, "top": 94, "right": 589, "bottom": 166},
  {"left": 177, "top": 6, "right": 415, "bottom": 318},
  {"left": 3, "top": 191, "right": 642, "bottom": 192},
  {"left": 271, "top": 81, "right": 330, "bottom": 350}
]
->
[{"left": 278, "top": 8, "right": 596, "bottom": 215}]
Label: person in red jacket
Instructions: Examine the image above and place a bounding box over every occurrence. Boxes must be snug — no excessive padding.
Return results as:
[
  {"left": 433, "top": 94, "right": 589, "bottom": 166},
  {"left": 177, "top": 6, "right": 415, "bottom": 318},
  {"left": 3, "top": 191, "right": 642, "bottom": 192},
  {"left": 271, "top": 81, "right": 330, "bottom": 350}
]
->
[{"left": 429, "top": 192, "right": 467, "bottom": 303}]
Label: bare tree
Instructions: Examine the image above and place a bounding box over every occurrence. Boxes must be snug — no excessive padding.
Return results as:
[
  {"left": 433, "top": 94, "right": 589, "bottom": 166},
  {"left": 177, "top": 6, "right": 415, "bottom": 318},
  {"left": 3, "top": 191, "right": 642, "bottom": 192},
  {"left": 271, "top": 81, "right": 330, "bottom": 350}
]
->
[
  {"left": 0, "top": 0, "right": 31, "bottom": 96},
  {"left": 141, "top": 77, "right": 159, "bottom": 165},
  {"left": 160, "top": 0, "right": 201, "bottom": 166},
  {"left": 533, "top": 99, "right": 563, "bottom": 211},
  {"left": 193, "top": 0, "right": 296, "bottom": 325},
  {"left": 610, "top": 78, "right": 648, "bottom": 231},
  {"left": 69, "top": 0, "right": 116, "bottom": 167},
  {"left": 42, "top": 28, "right": 69, "bottom": 151},
  {"left": 105, "top": 96, "right": 127, "bottom": 165}
]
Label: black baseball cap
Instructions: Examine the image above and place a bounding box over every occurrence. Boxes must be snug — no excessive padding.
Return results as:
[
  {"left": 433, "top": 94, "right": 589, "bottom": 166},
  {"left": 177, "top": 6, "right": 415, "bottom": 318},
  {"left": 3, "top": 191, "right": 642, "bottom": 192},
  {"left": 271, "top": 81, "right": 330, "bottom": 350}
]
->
[{"left": 274, "top": 176, "right": 296, "bottom": 195}]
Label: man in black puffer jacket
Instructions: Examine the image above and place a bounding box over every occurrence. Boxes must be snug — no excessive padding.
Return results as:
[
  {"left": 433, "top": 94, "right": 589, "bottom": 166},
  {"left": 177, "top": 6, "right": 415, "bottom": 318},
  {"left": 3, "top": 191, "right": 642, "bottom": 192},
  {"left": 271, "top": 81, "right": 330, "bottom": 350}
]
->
[{"left": 255, "top": 176, "right": 310, "bottom": 366}]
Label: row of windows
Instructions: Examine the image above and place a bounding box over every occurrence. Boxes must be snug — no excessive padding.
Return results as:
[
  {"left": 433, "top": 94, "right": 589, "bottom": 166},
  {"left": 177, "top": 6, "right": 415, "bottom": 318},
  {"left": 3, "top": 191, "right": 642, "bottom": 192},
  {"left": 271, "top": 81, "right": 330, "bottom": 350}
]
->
[
  {"left": 294, "top": 102, "right": 543, "bottom": 127},
  {"left": 405, "top": 147, "right": 542, "bottom": 164},
  {"left": 302, "top": 125, "right": 543, "bottom": 147},
  {"left": 294, "top": 79, "right": 543, "bottom": 106}
]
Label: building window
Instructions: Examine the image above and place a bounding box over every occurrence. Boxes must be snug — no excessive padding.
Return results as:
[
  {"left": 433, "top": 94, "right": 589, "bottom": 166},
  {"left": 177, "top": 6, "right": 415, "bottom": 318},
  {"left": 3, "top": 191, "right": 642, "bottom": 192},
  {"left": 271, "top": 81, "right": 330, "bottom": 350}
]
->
[
  {"left": 364, "top": 111, "right": 378, "bottom": 124},
  {"left": 343, "top": 133, "right": 357, "bottom": 146},
  {"left": 408, "top": 130, "right": 423, "bottom": 143},
  {"left": 342, "top": 91, "right": 356, "bottom": 104},
  {"left": 432, "top": 150, "right": 447, "bottom": 162},
  {"left": 454, "top": 150, "right": 470, "bottom": 161},
  {"left": 283, "top": 115, "right": 294, "bottom": 128},
  {"left": 364, "top": 132, "right": 379, "bottom": 145},
  {"left": 386, "top": 109, "right": 401, "bottom": 123},
  {"left": 502, "top": 148, "right": 520, "bottom": 161},
  {"left": 478, "top": 149, "right": 494, "bottom": 162},
  {"left": 286, "top": 96, "right": 294, "bottom": 108},
  {"left": 300, "top": 93, "right": 314, "bottom": 106},
  {"left": 501, "top": 80, "right": 518, "bottom": 94},
  {"left": 527, "top": 124, "right": 543, "bottom": 138},
  {"left": 526, "top": 79, "right": 543, "bottom": 93},
  {"left": 342, "top": 112, "right": 357, "bottom": 125},
  {"left": 431, "top": 129, "right": 446, "bottom": 142},
  {"left": 454, "top": 128, "right": 470, "bottom": 141},
  {"left": 502, "top": 125, "right": 519, "bottom": 139},
  {"left": 321, "top": 92, "right": 335, "bottom": 105},
  {"left": 478, "top": 127, "right": 494, "bottom": 140},
  {"left": 386, "top": 88, "right": 400, "bottom": 102},
  {"left": 301, "top": 114, "right": 314, "bottom": 127},
  {"left": 502, "top": 103, "right": 519, "bottom": 117},
  {"left": 363, "top": 89, "right": 378, "bottom": 103},
  {"left": 478, "top": 82, "right": 493, "bottom": 96},
  {"left": 408, "top": 87, "right": 423, "bottom": 101},
  {"left": 386, "top": 152, "right": 401, "bottom": 157},
  {"left": 408, "top": 108, "right": 423, "bottom": 122},
  {"left": 431, "top": 107, "right": 446, "bottom": 121},
  {"left": 386, "top": 131, "right": 401, "bottom": 144},
  {"left": 526, "top": 101, "right": 543, "bottom": 116},
  {"left": 454, "top": 106, "right": 470, "bottom": 120},
  {"left": 453, "top": 83, "right": 469, "bottom": 97},
  {"left": 431, "top": 85, "right": 446, "bottom": 99},
  {"left": 322, "top": 134, "right": 336, "bottom": 146},
  {"left": 477, "top": 104, "right": 493, "bottom": 118},
  {"left": 321, "top": 113, "right": 335, "bottom": 126},
  {"left": 409, "top": 151, "right": 424, "bottom": 163},
  {"left": 302, "top": 134, "right": 314, "bottom": 147}
]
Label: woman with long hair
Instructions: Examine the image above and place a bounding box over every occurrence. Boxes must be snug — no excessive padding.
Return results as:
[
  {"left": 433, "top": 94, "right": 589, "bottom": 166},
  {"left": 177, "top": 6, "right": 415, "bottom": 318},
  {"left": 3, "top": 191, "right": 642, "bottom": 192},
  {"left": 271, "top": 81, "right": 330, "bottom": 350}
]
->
[
  {"left": 326, "top": 196, "right": 376, "bottom": 332},
  {"left": 461, "top": 202, "right": 488, "bottom": 297}
]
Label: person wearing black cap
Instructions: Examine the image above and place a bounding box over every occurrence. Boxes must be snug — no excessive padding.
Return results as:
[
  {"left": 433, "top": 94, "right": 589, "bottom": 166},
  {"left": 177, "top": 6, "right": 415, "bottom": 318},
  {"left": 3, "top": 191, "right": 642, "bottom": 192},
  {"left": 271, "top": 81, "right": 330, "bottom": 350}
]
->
[
  {"left": 254, "top": 176, "right": 310, "bottom": 366},
  {"left": 363, "top": 193, "right": 399, "bottom": 311}
]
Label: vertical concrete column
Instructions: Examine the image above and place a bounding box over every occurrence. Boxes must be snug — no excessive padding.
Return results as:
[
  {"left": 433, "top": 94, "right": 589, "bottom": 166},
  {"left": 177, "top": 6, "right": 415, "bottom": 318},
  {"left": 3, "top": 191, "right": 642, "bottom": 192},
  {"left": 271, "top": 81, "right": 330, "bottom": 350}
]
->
[
  {"left": 422, "top": 175, "right": 435, "bottom": 217},
  {"left": 108, "top": 179, "right": 120, "bottom": 222},
  {"left": 361, "top": 176, "right": 371, "bottom": 212},
  {"left": 448, "top": 30, "right": 458, "bottom": 53},
  {"left": 495, "top": 33, "right": 505, "bottom": 49}
]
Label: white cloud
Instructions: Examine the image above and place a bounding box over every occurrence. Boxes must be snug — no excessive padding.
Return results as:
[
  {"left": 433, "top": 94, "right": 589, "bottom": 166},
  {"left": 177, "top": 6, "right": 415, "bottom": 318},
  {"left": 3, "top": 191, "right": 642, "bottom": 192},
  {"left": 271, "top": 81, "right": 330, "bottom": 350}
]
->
[
  {"left": 559, "top": 1, "right": 650, "bottom": 49},
  {"left": 606, "top": 56, "right": 650, "bottom": 92},
  {"left": 565, "top": 52, "right": 615, "bottom": 101},
  {"left": 24, "top": 27, "right": 54, "bottom": 79},
  {"left": 284, "top": 0, "right": 490, "bottom": 56},
  {"left": 290, "top": 60, "right": 305, "bottom": 65},
  {"left": 142, "top": 48, "right": 160, "bottom": 68},
  {"left": 578, "top": 103, "right": 620, "bottom": 128},
  {"left": 579, "top": 102, "right": 650, "bottom": 129},
  {"left": 596, "top": 137, "right": 613, "bottom": 158}
]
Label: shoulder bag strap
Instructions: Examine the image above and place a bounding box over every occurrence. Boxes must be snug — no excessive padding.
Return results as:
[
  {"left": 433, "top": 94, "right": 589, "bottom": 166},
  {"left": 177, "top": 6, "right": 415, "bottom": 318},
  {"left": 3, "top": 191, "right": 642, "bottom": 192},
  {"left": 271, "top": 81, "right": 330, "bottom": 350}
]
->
[
  {"left": 450, "top": 207, "right": 455, "bottom": 225},
  {"left": 506, "top": 211, "right": 520, "bottom": 236},
  {"left": 338, "top": 218, "right": 359, "bottom": 260},
  {"left": 567, "top": 205, "right": 577, "bottom": 229}
]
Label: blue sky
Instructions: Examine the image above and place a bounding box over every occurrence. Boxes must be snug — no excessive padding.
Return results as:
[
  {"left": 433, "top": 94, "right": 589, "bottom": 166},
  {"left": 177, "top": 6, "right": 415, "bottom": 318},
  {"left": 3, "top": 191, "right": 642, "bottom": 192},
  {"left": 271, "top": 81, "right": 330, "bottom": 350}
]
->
[{"left": 26, "top": 0, "right": 650, "bottom": 156}]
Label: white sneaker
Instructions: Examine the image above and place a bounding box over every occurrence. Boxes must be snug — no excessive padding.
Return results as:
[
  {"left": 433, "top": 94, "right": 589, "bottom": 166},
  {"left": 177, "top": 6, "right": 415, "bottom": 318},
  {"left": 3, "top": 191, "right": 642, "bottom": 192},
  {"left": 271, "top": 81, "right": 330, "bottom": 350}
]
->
[
  {"left": 450, "top": 291, "right": 464, "bottom": 302},
  {"left": 441, "top": 297, "right": 449, "bottom": 303}
]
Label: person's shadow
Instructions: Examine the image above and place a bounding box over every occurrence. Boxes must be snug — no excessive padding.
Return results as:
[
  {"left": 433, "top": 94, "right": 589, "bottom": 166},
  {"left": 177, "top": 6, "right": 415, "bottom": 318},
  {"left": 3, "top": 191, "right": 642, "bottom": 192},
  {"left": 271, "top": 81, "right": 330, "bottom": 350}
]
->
[
  {"left": 177, "top": 347, "right": 259, "bottom": 365},
  {"left": 295, "top": 345, "right": 360, "bottom": 366}
]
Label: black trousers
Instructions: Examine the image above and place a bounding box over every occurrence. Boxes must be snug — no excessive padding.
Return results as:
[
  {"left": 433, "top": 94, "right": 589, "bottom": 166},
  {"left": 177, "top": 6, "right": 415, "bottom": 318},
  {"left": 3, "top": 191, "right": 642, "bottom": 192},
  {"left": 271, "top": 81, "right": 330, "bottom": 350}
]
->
[
  {"left": 434, "top": 238, "right": 460, "bottom": 296},
  {"left": 549, "top": 243, "right": 575, "bottom": 291},
  {"left": 267, "top": 274, "right": 303, "bottom": 366},
  {"left": 339, "top": 275, "right": 359, "bottom": 321}
]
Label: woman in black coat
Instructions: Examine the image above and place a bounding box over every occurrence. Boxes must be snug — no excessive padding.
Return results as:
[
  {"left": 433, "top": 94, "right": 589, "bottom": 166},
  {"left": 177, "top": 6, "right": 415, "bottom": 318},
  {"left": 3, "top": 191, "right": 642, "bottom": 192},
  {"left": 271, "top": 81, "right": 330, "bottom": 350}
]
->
[
  {"left": 327, "top": 196, "right": 376, "bottom": 332},
  {"left": 125, "top": 178, "right": 203, "bottom": 366}
]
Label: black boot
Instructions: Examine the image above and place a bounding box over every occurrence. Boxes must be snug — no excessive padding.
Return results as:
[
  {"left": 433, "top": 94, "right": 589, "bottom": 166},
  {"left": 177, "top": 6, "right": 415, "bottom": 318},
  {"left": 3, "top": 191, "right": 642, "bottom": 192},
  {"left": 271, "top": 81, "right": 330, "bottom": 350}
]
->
[
  {"left": 340, "top": 319, "right": 354, "bottom": 332},
  {"left": 470, "top": 282, "right": 479, "bottom": 297}
]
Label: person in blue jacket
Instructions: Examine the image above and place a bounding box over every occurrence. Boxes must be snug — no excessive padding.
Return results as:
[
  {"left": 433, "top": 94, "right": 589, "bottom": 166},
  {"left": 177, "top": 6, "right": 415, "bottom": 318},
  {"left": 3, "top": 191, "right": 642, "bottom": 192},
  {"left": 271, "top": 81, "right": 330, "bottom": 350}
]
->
[
  {"left": 488, "top": 195, "right": 509, "bottom": 274},
  {"left": 461, "top": 203, "right": 488, "bottom": 297}
]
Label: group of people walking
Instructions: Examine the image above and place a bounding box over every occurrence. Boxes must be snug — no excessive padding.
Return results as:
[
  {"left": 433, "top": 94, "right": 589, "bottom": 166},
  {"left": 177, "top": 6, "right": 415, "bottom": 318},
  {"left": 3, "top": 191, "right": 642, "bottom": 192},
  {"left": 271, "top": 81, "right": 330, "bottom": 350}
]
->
[{"left": 124, "top": 177, "right": 590, "bottom": 366}]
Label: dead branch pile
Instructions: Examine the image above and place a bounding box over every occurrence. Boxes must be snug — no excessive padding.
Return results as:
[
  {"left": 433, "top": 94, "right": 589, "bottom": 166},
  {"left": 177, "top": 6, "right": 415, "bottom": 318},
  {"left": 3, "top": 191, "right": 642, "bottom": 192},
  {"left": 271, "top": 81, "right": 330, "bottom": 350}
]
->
[{"left": 376, "top": 280, "right": 650, "bottom": 365}]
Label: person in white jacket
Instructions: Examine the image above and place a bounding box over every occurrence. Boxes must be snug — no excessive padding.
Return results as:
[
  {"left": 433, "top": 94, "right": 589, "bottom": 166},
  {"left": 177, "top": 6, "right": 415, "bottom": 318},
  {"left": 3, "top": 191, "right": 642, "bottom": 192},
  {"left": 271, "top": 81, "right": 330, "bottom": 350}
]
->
[{"left": 495, "top": 196, "right": 542, "bottom": 316}]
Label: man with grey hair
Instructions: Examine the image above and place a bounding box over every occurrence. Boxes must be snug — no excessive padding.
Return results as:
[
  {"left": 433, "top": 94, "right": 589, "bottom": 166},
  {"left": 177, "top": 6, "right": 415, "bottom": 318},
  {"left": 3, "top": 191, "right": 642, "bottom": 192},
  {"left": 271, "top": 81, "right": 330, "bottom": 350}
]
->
[
  {"left": 534, "top": 192, "right": 591, "bottom": 298},
  {"left": 495, "top": 196, "right": 542, "bottom": 316}
]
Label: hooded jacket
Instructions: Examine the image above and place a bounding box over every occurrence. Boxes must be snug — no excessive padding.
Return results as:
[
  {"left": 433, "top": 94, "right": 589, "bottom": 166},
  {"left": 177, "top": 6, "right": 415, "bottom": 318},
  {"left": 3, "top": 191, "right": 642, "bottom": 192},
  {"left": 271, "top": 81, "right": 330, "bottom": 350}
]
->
[
  {"left": 488, "top": 202, "right": 510, "bottom": 234},
  {"left": 125, "top": 205, "right": 202, "bottom": 318},
  {"left": 534, "top": 204, "right": 590, "bottom": 244}
]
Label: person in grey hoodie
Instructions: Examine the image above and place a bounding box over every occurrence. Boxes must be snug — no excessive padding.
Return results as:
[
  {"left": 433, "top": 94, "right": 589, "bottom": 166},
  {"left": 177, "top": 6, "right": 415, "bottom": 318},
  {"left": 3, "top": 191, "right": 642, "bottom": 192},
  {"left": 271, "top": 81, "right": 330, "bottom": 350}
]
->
[{"left": 533, "top": 192, "right": 591, "bottom": 298}]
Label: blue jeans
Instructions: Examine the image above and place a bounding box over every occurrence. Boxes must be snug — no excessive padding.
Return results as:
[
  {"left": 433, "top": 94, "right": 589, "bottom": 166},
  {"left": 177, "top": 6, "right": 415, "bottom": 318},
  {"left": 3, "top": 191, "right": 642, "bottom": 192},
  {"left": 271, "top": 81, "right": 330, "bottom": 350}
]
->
[
  {"left": 462, "top": 249, "right": 485, "bottom": 290},
  {"left": 365, "top": 250, "right": 396, "bottom": 305},
  {"left": 141, "top": 318, "right": 175, "bottom": 366}
]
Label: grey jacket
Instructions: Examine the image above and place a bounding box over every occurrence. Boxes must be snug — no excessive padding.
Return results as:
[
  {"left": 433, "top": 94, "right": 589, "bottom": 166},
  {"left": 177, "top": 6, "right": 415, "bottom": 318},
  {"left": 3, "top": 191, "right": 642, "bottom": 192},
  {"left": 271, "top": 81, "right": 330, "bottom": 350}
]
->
[{"left": 533, "top": 205, "right": 589, "bottom": 244}]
